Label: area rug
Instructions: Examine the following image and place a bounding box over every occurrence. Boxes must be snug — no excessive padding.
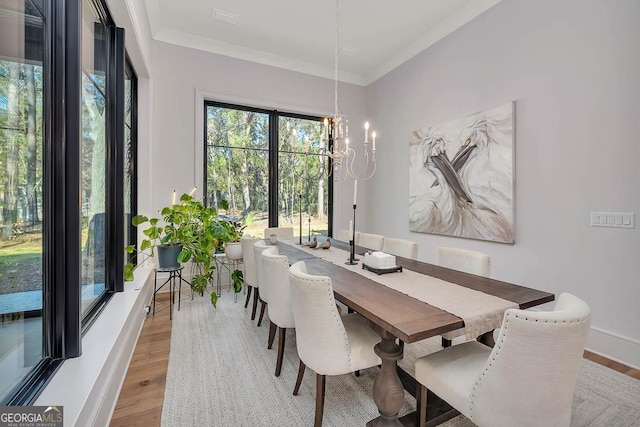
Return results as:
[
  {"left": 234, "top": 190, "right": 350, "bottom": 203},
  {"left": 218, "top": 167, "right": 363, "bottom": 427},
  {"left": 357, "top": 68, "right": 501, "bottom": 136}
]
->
[{"left": 161, "top": 294, "right": 640, "bottom": 426}]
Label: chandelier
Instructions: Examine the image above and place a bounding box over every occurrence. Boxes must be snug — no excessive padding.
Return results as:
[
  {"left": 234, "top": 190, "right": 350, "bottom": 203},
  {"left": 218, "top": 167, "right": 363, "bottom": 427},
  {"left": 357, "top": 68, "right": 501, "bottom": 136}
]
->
[{"left": 317, "top": 0, "right": 378, "bottom": 181}]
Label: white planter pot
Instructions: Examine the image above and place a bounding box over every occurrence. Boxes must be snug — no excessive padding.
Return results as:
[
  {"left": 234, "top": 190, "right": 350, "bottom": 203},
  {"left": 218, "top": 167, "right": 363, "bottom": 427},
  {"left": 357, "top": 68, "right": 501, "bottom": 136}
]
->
[{"left": 224, "top": 241, "right": 243, "bottom": 260}]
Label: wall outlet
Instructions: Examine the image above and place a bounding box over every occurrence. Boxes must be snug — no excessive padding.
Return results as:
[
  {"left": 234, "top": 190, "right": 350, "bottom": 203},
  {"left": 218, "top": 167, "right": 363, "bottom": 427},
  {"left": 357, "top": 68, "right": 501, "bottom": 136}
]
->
[
  {"left": 144, "top": 305, "right": 150, "bottom": 314},
  {"left": 591, "top": 212, "right": 635, "bottom": 229}
]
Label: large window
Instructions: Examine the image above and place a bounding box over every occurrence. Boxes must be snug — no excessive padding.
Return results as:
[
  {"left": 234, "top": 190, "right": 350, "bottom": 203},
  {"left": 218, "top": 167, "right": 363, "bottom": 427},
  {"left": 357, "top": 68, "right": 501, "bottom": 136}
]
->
[
  {"left": 278, "top": 115, "right": 328, "bottom": 238},
  {"left": 0, "top": 0, "right": 135, "bottom": 405},
  {"left": 81, "top": 0, "right": 108, "bottom": 312},
  {"left": 0, "top": 0, "right": 45, "bottom": 403},
  {"left": 124, "top": 58, "right": 137, "bottom": 266},
  {"left": 205, "top": 102, "right": 331, "bottom": 238}
]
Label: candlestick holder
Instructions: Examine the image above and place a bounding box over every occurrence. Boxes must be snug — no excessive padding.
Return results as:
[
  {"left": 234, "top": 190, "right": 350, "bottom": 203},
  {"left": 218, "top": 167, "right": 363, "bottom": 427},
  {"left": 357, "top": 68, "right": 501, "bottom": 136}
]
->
[
  {"left": 298, "top": 194, "right": 304, "bottom": 245},
  {"left": 346, "top": 204, "right": 359, "bottom": 265}
]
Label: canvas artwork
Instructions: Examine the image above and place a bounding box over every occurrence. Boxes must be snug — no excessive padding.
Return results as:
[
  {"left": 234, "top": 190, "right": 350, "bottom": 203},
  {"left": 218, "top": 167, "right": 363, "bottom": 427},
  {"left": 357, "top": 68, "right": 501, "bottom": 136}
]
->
[{"left": 408, "top": 102, "right": 514, "bottom": 243}]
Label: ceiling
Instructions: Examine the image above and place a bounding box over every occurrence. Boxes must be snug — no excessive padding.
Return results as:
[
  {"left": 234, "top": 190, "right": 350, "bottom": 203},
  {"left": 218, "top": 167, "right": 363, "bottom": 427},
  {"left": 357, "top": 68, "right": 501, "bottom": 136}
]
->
[{"left": 144, "top": 0, "right": 502, "bottom": 86}]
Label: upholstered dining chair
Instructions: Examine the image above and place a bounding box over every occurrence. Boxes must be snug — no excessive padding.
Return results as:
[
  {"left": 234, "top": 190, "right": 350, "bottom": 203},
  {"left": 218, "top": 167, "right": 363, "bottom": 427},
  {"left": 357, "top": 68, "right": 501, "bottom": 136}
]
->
[
  {"left": 414, "top": 292, "right": 591, "bottom": 427},
  {"left": 357, "top": 232, "right": 385, "bottom": 251},
  {"left": 436, "top": 246, "right": 491, "bottom": 347},
  {"left": 288, "top": 261, "right": 382, "bottom": 427},
  {"left": 252, "top": 239, "right": 270, "bottom": 326},
  {"left": 382, "top": 237, "right": 418, "bottom": 260},
  {"left": 240, "top": 236, "right": 259, "bottom": 311},
  {"left": 261, "top": 245, "right": 295, "bottom": 376},
  {"left": 336, "top": 229, "right": 351, "bottom": 243},
  {"left": 264, "top": 227, "right": 294, "bottom": 239}
]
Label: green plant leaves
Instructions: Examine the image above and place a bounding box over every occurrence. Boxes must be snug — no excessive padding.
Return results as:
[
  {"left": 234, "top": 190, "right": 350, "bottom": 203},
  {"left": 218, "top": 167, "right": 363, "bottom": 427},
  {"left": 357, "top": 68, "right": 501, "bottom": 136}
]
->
[
  {"left": 126, "top": 194, "right": 245, "bottom": 307},
  {"left": 231, "top": 269, "right": 243, "bottom": 293},
  {"left": 131, "top": 214, "right": 148, "bottom": 226},
  {"left": 210, "top": 291, "right": 218, "bottom": 308}
]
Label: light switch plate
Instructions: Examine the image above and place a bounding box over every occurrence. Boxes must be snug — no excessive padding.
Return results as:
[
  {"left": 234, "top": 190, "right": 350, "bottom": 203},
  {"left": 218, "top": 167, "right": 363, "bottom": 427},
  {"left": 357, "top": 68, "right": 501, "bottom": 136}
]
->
[{"left": 591, "top": 212, "right": 635, "bottom": 229}]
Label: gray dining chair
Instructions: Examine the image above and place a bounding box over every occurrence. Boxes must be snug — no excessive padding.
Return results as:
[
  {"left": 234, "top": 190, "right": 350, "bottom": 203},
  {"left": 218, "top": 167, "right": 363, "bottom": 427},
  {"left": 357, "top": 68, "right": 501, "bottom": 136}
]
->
[{"left": 415, "top": 293, "right": 591, "bottom": 427}]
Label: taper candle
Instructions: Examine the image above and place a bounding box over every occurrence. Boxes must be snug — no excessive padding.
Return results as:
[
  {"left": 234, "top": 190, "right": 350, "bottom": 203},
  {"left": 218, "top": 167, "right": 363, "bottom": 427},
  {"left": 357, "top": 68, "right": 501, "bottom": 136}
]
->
[{"left": 353, "top": 179, "right": 358, "bottom": 205}]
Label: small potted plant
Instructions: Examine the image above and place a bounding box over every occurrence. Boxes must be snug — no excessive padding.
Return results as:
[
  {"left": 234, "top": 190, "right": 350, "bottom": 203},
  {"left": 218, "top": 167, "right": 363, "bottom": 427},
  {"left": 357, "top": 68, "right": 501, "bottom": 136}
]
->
[
  {"left": 124, "top": 200, "right": 193, "bottom": 280},
  {"left": 220, "top": 204, "right": 246, "bottom": 261}
]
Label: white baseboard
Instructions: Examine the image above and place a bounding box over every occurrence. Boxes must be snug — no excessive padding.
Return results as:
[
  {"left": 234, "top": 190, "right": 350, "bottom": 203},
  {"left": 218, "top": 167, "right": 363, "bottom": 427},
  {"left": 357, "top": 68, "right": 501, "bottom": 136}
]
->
[
  {"left": 586, "top": 326, "right": 640, "bottom": 370},
  {"left": 34, "top": 267, "right": 154, "bottom": 427}
]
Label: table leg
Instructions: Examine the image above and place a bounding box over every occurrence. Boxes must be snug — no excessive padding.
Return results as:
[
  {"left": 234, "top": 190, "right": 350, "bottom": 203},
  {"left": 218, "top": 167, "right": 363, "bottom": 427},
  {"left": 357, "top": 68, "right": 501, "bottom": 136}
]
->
[{"left": 367, "top": 333, "right": 404, "bottom": 427}]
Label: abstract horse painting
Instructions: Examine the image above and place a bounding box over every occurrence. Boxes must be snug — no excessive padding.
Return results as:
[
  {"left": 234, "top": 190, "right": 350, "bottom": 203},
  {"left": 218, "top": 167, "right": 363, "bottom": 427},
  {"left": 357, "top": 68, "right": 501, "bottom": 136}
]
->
[{"left": 409, "top": 102, "right": 514, "bottom": 243}]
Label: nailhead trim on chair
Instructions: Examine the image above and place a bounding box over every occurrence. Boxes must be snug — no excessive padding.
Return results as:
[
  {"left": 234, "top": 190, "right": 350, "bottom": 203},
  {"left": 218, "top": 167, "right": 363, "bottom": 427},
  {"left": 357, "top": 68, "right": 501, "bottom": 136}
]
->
[
  {"left": 295, "top": 274, "right": 352, "bottom": 371},
  {"left": 467, "top": 311, "right": 591, "bottom": 420}
]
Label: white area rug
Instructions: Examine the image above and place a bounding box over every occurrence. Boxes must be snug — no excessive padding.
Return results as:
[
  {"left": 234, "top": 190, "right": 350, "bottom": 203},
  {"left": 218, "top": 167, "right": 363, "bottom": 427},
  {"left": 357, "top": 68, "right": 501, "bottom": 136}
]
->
[{"left": 161, "top": 294, "right": 640, "bottom": 426}]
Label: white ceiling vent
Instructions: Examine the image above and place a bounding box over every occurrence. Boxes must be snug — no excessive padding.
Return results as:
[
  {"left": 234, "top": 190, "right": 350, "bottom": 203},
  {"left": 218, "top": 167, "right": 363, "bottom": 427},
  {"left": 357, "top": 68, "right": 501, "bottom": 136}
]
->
[{"left": 213, "top": 9, "right": 239, "bottom": 25}]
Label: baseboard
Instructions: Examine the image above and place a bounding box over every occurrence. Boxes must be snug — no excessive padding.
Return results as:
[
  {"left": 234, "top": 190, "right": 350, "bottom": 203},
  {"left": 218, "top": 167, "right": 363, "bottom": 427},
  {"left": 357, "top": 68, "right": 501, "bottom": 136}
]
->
[
  {"left": 586, "top": 326, "right": 640, "bottom": 370},
  {"left": 87, "top": 273, "right": 154, "bottom": 426},
  {"left": 34, "top": 266, "right": 154, "bottom": 427}
]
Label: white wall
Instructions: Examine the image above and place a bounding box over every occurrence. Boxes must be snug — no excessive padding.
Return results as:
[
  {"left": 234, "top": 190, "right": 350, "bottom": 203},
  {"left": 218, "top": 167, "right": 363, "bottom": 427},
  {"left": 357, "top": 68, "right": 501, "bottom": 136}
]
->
[
  {"left": 149, "top": 40, "right": 367, "bottom": 231},
  {"left": 365, "top": 0, "right": 640, "bottom": 367}
]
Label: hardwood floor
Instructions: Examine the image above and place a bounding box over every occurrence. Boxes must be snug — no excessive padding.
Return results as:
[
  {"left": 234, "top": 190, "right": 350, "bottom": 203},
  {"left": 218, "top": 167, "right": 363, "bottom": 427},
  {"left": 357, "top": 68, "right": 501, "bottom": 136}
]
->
[
  {"left": 584, "top": 350, "right": 640, "bottom": 380},
  {"left": 110, "top": 294, "right": 640, "bottom": 426},
  {"left": 110, "top": 292, "right": 172, "bottom": 427}
]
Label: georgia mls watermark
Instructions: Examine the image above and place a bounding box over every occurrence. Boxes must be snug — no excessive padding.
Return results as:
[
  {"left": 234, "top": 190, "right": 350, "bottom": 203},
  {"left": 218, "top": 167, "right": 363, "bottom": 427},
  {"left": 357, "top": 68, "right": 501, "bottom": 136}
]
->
[{"left": 0, "top": 406, "right": 63, "bottom": 427}]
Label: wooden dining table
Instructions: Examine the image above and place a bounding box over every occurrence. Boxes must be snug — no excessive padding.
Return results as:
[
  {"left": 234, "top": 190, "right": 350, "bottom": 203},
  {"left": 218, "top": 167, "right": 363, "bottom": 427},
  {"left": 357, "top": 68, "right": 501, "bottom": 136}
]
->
[{"left": 276, "top": 239, "right": 554, "bottom": 427}]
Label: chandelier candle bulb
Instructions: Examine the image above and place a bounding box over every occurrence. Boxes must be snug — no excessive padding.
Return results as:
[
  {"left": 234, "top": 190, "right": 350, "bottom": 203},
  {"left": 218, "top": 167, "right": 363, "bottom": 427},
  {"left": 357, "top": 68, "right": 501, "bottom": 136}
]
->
[
  {"left": 365, "top": 121, "right": 369, "bottom": 142},
  {"left": 372, "top": 132, "right": 376, "bottom": 150}
]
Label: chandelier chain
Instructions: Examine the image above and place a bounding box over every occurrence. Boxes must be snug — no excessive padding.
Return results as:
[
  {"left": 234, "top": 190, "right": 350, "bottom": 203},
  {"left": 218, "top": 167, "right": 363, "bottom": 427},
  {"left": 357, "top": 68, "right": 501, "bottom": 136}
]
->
[{"left": 334, "top": 0, "right": 340, "bottom": 117}]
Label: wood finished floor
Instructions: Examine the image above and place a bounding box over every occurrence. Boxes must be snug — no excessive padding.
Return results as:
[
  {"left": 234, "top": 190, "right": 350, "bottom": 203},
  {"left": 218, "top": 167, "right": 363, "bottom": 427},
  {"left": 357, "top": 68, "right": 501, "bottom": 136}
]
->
[{"left": 110, "top": 293, "right": 640, "bottom": 426}]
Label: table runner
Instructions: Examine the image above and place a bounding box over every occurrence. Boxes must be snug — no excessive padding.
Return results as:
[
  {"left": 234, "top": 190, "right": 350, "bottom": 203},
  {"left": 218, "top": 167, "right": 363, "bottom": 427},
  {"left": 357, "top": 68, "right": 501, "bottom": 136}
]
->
[{"left": 282, "top": 238, "right": 517, "bottom": 340}]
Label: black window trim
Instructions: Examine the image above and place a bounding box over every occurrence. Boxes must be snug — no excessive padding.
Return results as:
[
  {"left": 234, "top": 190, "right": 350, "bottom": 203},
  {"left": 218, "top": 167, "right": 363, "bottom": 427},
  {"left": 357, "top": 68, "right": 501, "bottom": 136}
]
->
[
  {"left": 3, "top": 0, "right": 137, "bottom": 405},
  {"left": 203, "top": 100, "right": 333, "bottom": 236}
]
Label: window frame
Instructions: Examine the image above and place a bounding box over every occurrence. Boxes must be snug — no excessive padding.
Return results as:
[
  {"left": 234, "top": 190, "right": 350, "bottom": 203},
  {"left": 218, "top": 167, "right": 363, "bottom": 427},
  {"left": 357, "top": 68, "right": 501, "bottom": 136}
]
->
[
  {"left": 203, "top": 100, "right": 333, "bottom": 237},
  {"left": 2, "top": 0, "right": 136, "bottom": 405}
]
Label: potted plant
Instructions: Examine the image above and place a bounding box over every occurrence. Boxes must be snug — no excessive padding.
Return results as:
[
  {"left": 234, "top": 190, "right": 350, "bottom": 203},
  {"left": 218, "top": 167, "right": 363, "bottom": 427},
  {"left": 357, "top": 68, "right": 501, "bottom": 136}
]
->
[
  {"left": 125, "top": 194, "right": 244, "bottom": 307},
  {"left": 221, "top": 205, "right": 246, "bottom": 261},
  {"left": 124, "top": 201, "right": 192, "bottom": 278}
]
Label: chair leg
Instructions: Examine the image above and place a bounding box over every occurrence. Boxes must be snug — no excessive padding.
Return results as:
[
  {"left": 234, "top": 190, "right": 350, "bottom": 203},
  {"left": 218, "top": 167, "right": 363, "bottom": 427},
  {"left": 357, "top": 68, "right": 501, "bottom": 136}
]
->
[
  {"left": 257, "top": 301, "right": 267, "bottom": 327},
  {"left": 442, "top": 337, "right": 452, "bottom": 348},
  {"left": 268, "top": 321, "right": 277, "bottom": 349},
  {"left": 354, "top": 370, "right": 360, "bottom": 377},
  {"left": 417, "top": 383, "right": 427, "bottom": 427},
  {"left": 293, "top": 360, "right": 306, "bottom": 396},
  {"left": 244, "top": 285, "right": 253, "bottom": 308},
  {"left": 275, "top": 327, "right": 286, "bottom": 377},
  {"left": 251, "top": 288, "right": 260, "bottom": 320},
  {"left": 314, "top": 374, "right": 326, "bottom": 427}
]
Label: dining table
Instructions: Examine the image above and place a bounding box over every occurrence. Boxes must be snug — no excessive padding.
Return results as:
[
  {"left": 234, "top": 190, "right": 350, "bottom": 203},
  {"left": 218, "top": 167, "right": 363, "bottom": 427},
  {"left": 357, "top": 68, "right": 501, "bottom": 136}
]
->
[{"left": 275, "top": 238, "right": 554, "bottom": 427}]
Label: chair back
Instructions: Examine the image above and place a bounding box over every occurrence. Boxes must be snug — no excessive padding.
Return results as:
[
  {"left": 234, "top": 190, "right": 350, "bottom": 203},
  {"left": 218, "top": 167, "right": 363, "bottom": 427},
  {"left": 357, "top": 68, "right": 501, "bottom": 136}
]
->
[
  {"left": 264, "top": 227, "right": 294, "bottom": 239},
  {"left": 470, "top": 293, "right": 591, "bottom": 426},
  {"left": 382, "top": 237, "right": 418, "bottom": 260},
  {"left": 261, "top": 246, "right": 294, "bottom": 328},
  {"left": 288, "top": 261, "right": 352, "bottom": 375},
  {"left": 252, "top": 240, "right": 269, "bottom": 293},
  {"left": 240, "top": 236, "right": 259, "bottom": 288},
  {"left": 336, "top": 229, "right": 351, "bottom": 242},
  {"left": 357, "top": 232, "right": 385, "bottom": 251},
  {"left": 436, "top": 247, "right": 491, "bottom": 277}
]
